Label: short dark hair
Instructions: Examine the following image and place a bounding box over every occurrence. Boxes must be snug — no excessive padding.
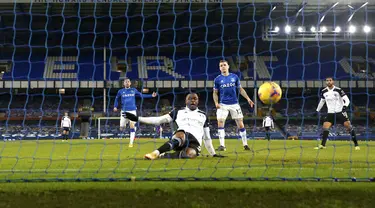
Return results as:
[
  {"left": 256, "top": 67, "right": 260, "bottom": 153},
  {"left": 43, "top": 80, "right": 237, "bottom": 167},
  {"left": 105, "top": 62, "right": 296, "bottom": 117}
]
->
[
  {"left": 219, "top": 60, "right": 228, "bottom": 64},
  {"left": 326, "top": 77, "right": 334, "bottom": 80},
  {"left": 185, "top": 92, "right": 199, "bottom": 99}
]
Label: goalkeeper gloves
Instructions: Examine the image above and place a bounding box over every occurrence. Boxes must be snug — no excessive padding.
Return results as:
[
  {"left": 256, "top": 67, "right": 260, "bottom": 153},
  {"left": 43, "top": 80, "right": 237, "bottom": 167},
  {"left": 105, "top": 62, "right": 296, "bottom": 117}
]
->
[{"left": 124, "top": 112, "right": 138, "bottom": 122}]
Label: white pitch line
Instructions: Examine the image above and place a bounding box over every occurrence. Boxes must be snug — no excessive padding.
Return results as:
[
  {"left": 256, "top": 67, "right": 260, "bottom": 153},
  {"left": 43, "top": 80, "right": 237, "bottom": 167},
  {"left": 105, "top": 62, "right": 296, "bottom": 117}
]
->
[{"left": 0, "top": 167, "right": 373, "bottom": 173}]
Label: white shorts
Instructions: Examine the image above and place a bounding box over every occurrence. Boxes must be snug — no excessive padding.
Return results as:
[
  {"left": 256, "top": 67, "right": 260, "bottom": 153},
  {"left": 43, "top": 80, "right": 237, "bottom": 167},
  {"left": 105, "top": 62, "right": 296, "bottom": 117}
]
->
[
  {"left": 120, "top": 110, "right": 137, "bottom": 127},
  {"left": 216, "top": 103, "right": 243, "bottom": 120}
]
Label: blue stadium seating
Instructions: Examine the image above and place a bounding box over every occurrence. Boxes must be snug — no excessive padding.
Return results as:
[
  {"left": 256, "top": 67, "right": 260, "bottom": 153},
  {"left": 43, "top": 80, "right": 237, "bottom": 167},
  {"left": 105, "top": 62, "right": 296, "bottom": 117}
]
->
[{"left": 0, "top": 54, "right": 366, "bottom": 81}]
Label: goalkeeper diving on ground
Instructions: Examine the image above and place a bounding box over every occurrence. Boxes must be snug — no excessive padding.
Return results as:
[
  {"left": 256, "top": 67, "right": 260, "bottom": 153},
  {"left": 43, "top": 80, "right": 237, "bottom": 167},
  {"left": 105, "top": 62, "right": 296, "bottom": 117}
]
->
[{"left": 124, "top": 93, "right": 225, "bottom": 160}]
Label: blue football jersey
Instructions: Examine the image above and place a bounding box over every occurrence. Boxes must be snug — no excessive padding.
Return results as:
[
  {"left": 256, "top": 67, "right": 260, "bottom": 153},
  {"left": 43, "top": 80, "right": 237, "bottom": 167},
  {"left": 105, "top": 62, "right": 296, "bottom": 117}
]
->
[
  {"left": 213, "top": 73, "right": 241, "bottom": 105},
  {"left": 114, "top": 88, "right": 153, "bottom": 111}
]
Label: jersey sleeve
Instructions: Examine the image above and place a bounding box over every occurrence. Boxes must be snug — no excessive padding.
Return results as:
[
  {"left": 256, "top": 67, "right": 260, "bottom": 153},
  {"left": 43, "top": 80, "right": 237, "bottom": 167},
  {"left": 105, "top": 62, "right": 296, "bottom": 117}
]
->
[
  {"left": 204, "top": 116, "right": 210, "bottom": 128},
  {"left": 134, "top": 89, "right": 141, "bottom": 97},
  {"left": 320, "top": 89, "right": 325, "bottom": 99},
  {"left": 236, "top": 74, "right": 241, "bottom": 88},
  {"left": 114, "top": 90, "right": 121, "bottom": 108},
  {"left": 168, "top": 109, "right": 178, "bottom": 122},
  {"left": 135, "top": 88, "right": 154, "bottom": 98},
  {"left": 213, "top": 78, "right": 219, "bottom": 90},
  {"left": 262, "top": 118, "right": 266, "bottom": 127},
  {"left": 339, "top": 88, "right": 346, "bottom": 97}
]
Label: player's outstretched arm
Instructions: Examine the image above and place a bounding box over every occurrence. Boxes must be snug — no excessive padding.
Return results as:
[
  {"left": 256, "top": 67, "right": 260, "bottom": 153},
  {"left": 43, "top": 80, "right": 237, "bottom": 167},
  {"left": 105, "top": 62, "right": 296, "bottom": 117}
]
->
[
  {"left": 203, "top": 127, "right": 216, "bottom": 155},
  {"left": 239, "top": 87, "right": 254, "bottom": 107},
  {"left": 203, "top": 125, "right": 226, "bottom": 158},
  {"left": 342, "top": 95, "right": 350, "bottom": 107},
  {"left": 124, "top": 112, "right": 172, "bottom": 125},
  {"left": 316, "top": 98, "right": 326, "bottom": 112},
  {"left": 135, "top": 89, "right": 157, "bottom": 98}
]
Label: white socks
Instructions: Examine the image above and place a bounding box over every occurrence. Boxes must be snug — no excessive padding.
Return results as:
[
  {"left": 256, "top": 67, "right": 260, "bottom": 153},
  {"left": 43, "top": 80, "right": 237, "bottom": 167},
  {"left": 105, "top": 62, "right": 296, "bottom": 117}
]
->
[
  {"left": 129, "top": 128, "right": 135, "bottom": 145},
  {"left": 239, "top": 128, "right": 248, "bottom": 146},
  {"left": 218, "top": 128, "right": 225, "bottom": 147}
]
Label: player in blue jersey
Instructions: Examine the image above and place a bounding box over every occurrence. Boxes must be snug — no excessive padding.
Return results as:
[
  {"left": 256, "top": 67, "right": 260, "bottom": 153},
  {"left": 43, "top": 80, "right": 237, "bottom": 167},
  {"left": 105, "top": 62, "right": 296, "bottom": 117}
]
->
[
  {"left": 114, "top": 78, "right": 157, "bottom": 147},
  {"left": 213, "top": 60, "right": 254, "bottom": 151}
]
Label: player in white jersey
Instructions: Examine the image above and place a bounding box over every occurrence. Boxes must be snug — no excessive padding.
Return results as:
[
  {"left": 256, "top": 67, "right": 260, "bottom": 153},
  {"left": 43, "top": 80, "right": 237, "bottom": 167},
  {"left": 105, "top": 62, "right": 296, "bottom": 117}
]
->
[
  {"left": 213, "top": 60, "right": 254, "bottom": 151},
  {"left": 315, "top": 77, "right": 360, "bottom": 150},
  {"left": 262, "top": 115, "right": 274, "bottom": 141},
  {"left": 125, "top": 93, "right": 224, "bottom": 160},
  {"left": 61, "top": 112, "right": 71, "bottom": 140}
]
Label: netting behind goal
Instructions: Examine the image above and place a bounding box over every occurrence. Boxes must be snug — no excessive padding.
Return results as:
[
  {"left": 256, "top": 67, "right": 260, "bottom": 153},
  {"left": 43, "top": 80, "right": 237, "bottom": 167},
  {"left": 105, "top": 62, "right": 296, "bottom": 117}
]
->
[{"left": 0, "top": 1, "right": 374, "bottom": 182}]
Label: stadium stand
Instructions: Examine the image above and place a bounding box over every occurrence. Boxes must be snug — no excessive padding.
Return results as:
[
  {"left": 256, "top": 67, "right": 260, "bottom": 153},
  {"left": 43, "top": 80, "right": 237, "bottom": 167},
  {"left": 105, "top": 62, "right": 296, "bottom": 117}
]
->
[{"left": 1, "top": 54, "right": 374, "bottom": 80}]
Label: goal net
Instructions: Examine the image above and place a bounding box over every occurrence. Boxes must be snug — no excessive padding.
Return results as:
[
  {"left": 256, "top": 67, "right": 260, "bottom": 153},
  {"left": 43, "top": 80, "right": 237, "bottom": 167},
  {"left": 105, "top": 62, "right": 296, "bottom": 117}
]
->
[{"left": 0, "top": 1, "right": 373, "bottom": 182}]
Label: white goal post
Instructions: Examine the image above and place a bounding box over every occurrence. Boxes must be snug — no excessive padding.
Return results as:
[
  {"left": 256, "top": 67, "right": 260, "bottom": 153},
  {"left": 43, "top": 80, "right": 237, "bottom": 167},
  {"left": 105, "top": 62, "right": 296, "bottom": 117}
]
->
[{"left": 97, "top": 117, "right": 121, "bottom": 140}]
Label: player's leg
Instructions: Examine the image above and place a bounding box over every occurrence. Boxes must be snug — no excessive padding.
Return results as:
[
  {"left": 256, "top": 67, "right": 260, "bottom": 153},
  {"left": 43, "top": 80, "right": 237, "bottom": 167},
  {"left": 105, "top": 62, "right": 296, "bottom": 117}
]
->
[
  {"left": 65, "top": 129, "right": 70, "bottom": 140},
  {"left": 216, "top": 106, "right": 229, "bottom": 151},
  {"left": 65, "top": 129, "right": 69, "bottom": 140},
  {"left": 343, "top": 120, "right": 360, "bottom": 150},
  {"left": 159, "top": 126, "right": 163, "bottom": 139},
  {"left": 315, "top": 114, "right": 332, "bottom": 149},
  {"left": 320, "top": 122, "right": 332, "bottom": 148},
  {"left": 230, "top": 104, "right": 250, "bottom": 150},
  {"left": 160, "top": 147, "right": 198, "bottom": 159},
  {"left": 120, "top": 111, "right": 127, "bottom": 138},
  {"left": 144, "top": 130, "right": 186, "bottom": 160},
  {"left": 62, "top": 129, "right": 67, "bottom": 140},
  {"left": 265, "top": 127, "right": 270, "bottom": 141},
  {"left": 129, "top": 121, "right": 136, "bottom": 147},
  {"left": 160, "top": 133, "right": 201, "bottom": 159},
  {"left": 127, "top": 110, "right": 137, "bottom": 147},
  {"left": 234, "top": 119, "right": 251, "bottom": 150}
]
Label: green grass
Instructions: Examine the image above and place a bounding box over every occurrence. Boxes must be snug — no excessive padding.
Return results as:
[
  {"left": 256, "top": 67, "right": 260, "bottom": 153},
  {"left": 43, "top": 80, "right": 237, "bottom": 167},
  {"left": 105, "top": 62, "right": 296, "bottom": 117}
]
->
[
  {"left": 0, "top": 181, "right": 374, "bottom": 208},
  {"left": 0, "top": 138, "right": 373, "bottom": 182},
  {"left": 0, "top": 139, "right": 374, "bottom": 207}
]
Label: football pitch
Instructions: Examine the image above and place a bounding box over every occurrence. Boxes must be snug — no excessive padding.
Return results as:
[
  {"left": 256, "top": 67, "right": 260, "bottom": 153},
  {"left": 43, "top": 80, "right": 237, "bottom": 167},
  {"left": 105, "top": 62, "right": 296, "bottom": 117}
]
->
[
  {"left": 0, "top": 139, "right": 374, "bottom": 207},
  {"left": 0, "top": 138, "right": 373, "bottom": 181}
]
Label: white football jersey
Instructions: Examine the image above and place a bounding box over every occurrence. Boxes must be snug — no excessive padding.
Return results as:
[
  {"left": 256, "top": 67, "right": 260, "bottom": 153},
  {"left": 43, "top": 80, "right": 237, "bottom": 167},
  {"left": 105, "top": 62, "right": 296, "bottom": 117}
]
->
[
  {"left": 61, "top": 116, "right": 71, "bottom": 128},
  {"left": 263, "top": 116, "right": 274, "bottom": 128},
  {"left": 319, "top": 86, "right": 348, "bottom": 113},
  {"left": 167, "top": 107, "right": 209, "bottom": 145}
]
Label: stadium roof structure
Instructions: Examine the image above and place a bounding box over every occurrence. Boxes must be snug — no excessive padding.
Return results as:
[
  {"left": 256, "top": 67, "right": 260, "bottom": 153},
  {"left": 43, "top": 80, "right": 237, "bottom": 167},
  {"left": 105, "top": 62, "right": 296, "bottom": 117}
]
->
[
  {"left": 0, "top": 1, "right": 374, "bottom": 17},
  {"left": 0, "top": 0, "right": 373, "bottom": 51}
]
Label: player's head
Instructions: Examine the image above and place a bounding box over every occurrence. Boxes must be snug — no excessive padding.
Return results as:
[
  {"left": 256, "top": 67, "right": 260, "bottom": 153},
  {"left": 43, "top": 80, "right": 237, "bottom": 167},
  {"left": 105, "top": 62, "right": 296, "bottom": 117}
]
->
[
  {"left": 123, "top": 78, "right": 131, "bottom": 88},
  {"left": 64, "top": 112, "right": 68, "bottom": 116},
  {"left": 185, "top": 93, "right": 199, "bottom": 110},
  {"left": 325, "top": 77, "right": 334, "bottom": 87},
  {"left": 219, "top": 60, "right": 229, "bottom": 75}
]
